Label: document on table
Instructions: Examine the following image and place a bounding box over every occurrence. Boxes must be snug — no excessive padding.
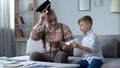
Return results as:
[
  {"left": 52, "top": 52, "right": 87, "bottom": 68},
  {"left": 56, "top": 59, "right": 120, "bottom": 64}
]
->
[{"left": 20, "top": 61, "right": 52, "bottom": 68}]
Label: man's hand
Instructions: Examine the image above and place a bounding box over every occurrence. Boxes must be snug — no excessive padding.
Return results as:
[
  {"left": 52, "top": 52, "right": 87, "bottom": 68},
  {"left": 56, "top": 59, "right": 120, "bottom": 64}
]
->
[
  {"left": 38, "top": 13, "right": 47, "bottom": 25},
  {"left": 62, "top": 45, "right": 69, "bottom": 50}
]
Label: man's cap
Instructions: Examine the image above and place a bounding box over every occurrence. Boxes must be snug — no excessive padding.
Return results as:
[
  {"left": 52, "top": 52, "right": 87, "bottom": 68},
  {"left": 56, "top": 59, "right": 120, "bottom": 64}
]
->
[{"left": 36, "top": 0, "right": 51, "bottom": 14}]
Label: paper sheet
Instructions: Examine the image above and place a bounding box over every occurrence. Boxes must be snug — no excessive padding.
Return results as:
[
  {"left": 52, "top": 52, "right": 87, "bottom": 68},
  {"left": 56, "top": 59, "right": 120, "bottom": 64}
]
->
[{"left": 65, "top": 38, "right": 77, "bottom": 46}]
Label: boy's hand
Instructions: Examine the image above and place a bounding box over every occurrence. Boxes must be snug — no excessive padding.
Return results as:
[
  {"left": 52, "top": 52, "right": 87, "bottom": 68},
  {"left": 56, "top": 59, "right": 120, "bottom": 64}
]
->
[{"left": 70, "top": 41, "right": 79, "bottom": 48}]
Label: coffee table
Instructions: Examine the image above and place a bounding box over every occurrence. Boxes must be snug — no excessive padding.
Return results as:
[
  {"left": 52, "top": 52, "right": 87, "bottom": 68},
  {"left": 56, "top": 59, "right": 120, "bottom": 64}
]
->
[
  {"left": 1, "top": 56, "right": 79, "bottom": 68},
  {"left": 22, "top": 61, "right": 79, "bottom": 68}
]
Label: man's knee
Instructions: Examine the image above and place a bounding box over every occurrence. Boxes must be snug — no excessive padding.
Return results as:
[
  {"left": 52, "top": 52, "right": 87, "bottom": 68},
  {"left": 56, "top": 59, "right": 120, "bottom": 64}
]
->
[
  {"left": 54, "top": 51, "right": 68, "bottom": 63},
  {"left": 30, "top": 52, "right": 45, "bottom": 61},
  {"left": 57, "top": 51, "right": 68, "bottom": 56}
]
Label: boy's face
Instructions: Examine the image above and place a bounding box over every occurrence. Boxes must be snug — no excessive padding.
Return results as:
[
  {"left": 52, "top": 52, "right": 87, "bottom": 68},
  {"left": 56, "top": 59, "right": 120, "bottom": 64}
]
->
[{"left": 79, "top": 21, "right": 91, "bottom": 33}]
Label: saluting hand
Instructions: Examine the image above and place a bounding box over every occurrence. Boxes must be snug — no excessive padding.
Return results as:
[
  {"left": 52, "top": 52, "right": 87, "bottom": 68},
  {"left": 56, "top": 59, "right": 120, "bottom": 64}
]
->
[{"left": 38, "top": 13, "right": 47, "bottom": 25}]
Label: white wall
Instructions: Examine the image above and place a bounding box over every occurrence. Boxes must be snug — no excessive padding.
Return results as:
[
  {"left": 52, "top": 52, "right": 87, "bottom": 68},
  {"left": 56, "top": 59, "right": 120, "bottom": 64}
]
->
[{"left": 39, "top": 0, "right": 120, "bottom": 35}]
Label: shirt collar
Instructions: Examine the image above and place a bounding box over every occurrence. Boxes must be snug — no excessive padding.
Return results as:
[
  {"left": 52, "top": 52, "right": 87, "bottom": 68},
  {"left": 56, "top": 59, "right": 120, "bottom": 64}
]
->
[
  {"left": 47, "top": 23, "right": 60, "bottom": 31},
  {"left": 83, "top": 29, "right": 93, "bottom": 37},
  {"left": 86, "top": 29, "right": 93, "bottom": 35}
]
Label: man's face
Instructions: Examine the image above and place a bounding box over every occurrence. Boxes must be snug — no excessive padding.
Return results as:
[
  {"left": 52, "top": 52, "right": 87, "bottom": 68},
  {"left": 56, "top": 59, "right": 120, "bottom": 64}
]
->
[{"left": 46, "top": 13, "right": 57, "bottom": 28}]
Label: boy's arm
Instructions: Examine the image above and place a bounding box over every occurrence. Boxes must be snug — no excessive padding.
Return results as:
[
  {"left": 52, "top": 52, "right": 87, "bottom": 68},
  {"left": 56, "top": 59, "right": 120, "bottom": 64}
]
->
[
  {"left": 71, "top": 42, "right": 92, "bottom": 53},
  {"left": 77, "top": 44, "right": 92, "bottom": 53}
]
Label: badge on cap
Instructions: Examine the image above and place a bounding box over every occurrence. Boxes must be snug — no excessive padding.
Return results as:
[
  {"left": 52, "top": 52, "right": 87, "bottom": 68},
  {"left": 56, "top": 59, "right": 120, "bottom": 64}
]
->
[{"left": 36, "top": 0, "right": 51, "bottom": 14}]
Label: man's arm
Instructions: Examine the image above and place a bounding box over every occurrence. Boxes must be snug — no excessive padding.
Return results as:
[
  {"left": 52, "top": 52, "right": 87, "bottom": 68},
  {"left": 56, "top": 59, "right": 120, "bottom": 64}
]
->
[
  {"left": 61, "top": 24, "right": 73, "bottom": 52},
  {"left": 63, "top": 25, "right": 73, "bottom": 42},
  {"left": 29, "top": 20, "right": 43, "bottom": 41},
  {"left": 29, "top": 13, "right": 47, "bottom": 40}
]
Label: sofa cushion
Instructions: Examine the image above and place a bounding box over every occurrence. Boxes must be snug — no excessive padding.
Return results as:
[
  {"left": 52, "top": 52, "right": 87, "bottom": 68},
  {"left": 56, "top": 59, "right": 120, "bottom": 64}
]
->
[
  {"left": 68, "top": 57, "right": 82, "bottom": 63},
  {"left": 73, "top": 37, "right": 83, "bottom": 57},
  {"left": 99, "top": 39, "right": 118, "bottom": 58},
  {"left": 118, "top": 41, "right": 120, "bottom": 57},
  {"left": 26, "top": 39, "right": 45, "bottom": 55},
  {"left": 74, "top": 48, "right": 83, "bottom": 57},
  {"left": 101, "top": 58, "right": 120, "bottom": 68}
]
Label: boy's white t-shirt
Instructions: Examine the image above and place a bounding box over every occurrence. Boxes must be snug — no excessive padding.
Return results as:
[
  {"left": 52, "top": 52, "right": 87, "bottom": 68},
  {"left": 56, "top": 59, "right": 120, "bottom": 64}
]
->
[{"left": 81, "top": 30, "right": 104, "bottom": 63}]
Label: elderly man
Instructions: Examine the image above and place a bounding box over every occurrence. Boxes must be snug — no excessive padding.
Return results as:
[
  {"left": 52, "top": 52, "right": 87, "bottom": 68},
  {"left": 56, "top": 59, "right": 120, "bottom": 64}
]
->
[{"left": 29, "top": 9, "right": 73, "bottom": 63}]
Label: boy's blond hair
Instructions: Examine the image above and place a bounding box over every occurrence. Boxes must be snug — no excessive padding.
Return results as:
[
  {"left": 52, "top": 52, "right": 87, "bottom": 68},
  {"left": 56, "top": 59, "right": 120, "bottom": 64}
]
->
[{"left": 78, "top": 16, "right": 93, "bottom": 27}]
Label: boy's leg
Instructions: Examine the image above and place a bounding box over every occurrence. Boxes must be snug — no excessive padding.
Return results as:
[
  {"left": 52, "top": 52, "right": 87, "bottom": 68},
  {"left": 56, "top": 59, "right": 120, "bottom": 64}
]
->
[
  {"left": 30, "top": 52, "right": 53, "bottom": 62},
  {"left": 88, "top": 59, "right": 103, "bottom": 68},
  {"left": 76, "top": 60, "right": 89, "bottom": 68},
  {"left": 54, "top": 51, "right": 68, "bottom": 63}
]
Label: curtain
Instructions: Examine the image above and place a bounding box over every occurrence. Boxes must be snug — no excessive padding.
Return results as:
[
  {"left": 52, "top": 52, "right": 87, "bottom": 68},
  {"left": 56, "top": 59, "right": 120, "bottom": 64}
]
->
[{"left": 0, "top": 0, "right": 16, "bottom": 57}]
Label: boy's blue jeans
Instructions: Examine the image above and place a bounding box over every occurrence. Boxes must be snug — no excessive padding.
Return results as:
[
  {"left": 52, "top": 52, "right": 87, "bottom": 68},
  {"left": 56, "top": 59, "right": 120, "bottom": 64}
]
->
[{"left": 76, "top": 59, "right": 103, "bottom": 68}]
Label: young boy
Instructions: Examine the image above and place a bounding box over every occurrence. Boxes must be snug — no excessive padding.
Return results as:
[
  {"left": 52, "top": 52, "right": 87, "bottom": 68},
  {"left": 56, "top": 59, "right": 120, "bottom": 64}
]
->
[{"left": 71, "top": 16, "right": 103, "bottom": 68}]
